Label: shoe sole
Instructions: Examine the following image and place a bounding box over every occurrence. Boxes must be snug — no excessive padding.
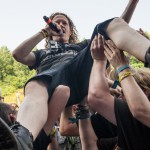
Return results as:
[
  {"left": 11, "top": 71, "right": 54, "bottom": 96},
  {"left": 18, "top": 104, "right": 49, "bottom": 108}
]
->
[{"left": 0, "top": 118, "right": 18, "bottom": 150}]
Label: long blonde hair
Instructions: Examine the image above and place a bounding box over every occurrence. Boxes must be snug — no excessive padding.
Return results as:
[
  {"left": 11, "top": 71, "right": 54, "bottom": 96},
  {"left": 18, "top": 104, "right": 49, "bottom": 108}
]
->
[{"left": 132, "top": 67, "right": 150, "bottom": 99}]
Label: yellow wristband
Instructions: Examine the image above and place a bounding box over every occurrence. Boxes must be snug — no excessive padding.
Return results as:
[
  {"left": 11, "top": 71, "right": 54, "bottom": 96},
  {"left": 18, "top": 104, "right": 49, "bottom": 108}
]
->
[
  {"left": 40, "top": 29, "right": 48, "bottom": 38},
  {"left": 49, "top": 127, "right": 56, "bottom": 136},
  {"left": 119, "top": 71, "right": 132, "bottom": 82}
]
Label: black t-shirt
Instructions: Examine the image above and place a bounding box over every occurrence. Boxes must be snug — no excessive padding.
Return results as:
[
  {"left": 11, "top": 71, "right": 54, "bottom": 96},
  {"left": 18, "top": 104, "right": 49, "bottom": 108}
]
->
[
  {"left": 30, "top": 40, "right": 89, "bottom": 73},
  {"left": 91, "top": 113, "right": 117, "bottom": 139},
  {"left": 91, "top": 113, "right": 118, "bottom": 150},
  {"left": 26, "top": 39, "right": 92, "bottom": 106},
  {"left": 115, "top": 99, "right": 150, "bottom": 150}
]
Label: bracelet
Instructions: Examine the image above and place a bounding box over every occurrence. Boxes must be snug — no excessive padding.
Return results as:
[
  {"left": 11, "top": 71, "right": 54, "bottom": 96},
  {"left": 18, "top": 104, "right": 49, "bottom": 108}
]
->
[
  {"left": 119, "top": 71, "right": 132, "bottom": 82},
  {"left": 68, "top": 105, "right": 91, "bottom": 124},
  {"left": 75, "top": 105, "right": 91, "bottom": 120},
  {"left": 49, "top": 126, "right": 56, "bottom": 136},
  {"left": 111, "top": 79, "right": 119, "bottom": 89},
  {"left": 40, "top": 29, "right": 48, "bottom": 38},
  {"left": 117, "top": 65, "right": 130, "bottom": 74}
]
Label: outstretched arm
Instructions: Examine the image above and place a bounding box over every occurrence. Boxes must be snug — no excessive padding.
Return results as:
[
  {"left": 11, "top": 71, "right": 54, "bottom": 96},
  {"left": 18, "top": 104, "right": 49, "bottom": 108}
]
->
[
  {"left": 120, "top": 0, "right": 139, "bottom": 23},
  {"left": 88, "top": 34, "right": 116, "bottom": 125},
  {"left": 104, "top": 40, "right": 150, "bottom": 127}
]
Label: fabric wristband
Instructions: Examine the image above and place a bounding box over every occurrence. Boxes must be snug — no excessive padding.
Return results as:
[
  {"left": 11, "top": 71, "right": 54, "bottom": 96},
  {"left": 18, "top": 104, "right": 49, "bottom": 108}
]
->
[
  {"left": 111, "top": 79, "right": 119, "bottom": 89},
  {"left": 49, "top": 127, "right": 56, "bottom": 136},
  {"left": 119, "top": 71, "right": 132, "bottom": 82},
  {"left": 40, "top": 29, "right": 48, "bottom": 38},
  {"left": 75, "top": 105, "right": 91, "bottom": 120},
  {"left": 68, "top": 105, "right": 90, "bottom": 124},
  {"left": 117, "top": 65, "right": 130, "bottom": 74}
]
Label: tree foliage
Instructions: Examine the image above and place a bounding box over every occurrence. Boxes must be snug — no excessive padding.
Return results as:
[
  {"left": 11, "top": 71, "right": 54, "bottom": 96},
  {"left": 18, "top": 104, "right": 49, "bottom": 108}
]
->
[
  {"left": 0, "top": 46, "right": 35, "bottom": 96},
  {"left": 130, "top": 55, "right": 144, "bottom": 68}
]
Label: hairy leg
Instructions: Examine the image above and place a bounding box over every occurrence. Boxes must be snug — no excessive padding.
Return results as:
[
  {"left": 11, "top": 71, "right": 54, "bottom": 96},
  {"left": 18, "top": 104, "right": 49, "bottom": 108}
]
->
[
  {"left": 17, "top": 80, "right": 49, "bottom": 140},
  {"left": 106, "top": 18, "right": 150, "bottom": 62},
  {"left": 43, "top": 85, "right": 70, "bottom": 135}
]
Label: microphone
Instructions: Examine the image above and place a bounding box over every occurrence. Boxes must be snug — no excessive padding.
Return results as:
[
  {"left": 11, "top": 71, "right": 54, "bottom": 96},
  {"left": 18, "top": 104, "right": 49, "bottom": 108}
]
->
[{"left": 43, "top": 16, "right": 62, "bottom": 34}]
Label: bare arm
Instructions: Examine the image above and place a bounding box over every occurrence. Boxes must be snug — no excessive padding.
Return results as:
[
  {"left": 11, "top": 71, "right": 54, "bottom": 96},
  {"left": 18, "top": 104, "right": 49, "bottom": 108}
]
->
[
  {"left": 59, "top": 106, "right": 79, "bottom": 136},
  {"left": 88, "top": 34, "right": 116, "bottom": 125},
  {"left": 104, "top": 40, "right": 150, "bottom": 127},
  {"left": 12, "top": 32, "right": 44, "bottom": 66},
  {"left": 120, "top": 0, "right": 139, "bottom": 23},
  {"left": 79, "top": 118, "right": 98, "bottom": 150},
  {"left": 120, "top": 72, "right": 150, "bottom": 127},
  {"left": 76, "top": 103, "right": 98, "bottom": 150},
  {"left": 47, "top": 136, "right": 59, "bottom": 150},
  {"left": 12, "top": 24, "right": 61, "bottom": 66}
]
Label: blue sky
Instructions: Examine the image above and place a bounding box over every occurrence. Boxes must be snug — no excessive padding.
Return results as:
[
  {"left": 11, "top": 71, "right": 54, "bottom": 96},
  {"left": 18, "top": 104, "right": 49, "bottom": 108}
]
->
[{"left": 0, "top": 0, "right": 150, "bottom": 50}]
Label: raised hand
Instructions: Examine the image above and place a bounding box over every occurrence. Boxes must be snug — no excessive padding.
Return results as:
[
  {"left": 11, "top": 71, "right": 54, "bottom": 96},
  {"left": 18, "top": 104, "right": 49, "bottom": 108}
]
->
[
  {"left": 104, "top": 40, "right": 128, "bottom": 69},
  {"left": 90, "top": 33, "right": 106, "bottom": 61}
]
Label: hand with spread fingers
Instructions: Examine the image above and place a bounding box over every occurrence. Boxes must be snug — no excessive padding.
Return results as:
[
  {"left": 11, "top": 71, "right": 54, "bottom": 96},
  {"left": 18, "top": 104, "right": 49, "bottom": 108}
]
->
[
  {"left": 90, "top": 33, "right": 106, "bottom": 61},
  {"left": 104, "top": 40, "right": 128, "bottom": 69}
]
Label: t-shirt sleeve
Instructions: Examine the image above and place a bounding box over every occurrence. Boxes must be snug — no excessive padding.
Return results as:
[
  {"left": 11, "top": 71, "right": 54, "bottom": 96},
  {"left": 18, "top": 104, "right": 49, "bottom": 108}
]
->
[
  {"left": 76, "top": 39, "right": 90, "bottom": 49},
  {"left": 28, "top": 50, "right": 42, "bottom": 70}
]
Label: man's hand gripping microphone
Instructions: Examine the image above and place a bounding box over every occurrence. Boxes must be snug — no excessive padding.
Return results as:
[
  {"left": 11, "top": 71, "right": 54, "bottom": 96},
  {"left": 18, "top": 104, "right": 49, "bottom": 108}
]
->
[{"left": 43, "top": 16, "right": 63, "bottom": 34}]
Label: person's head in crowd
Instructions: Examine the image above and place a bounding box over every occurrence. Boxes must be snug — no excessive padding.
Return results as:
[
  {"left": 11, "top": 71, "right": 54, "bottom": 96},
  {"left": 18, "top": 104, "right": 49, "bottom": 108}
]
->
[
  {"left": 45, "top": 12, "right": 78, "bottom": 48},
  {"left": 0, "top": 102, "right": 18, "bottom": 126},
  {"left": 131, "top": 67, "right": 150, "bottom": 99},
  {"left": 9, "top": 102, "right": 19, "bottom": 112}
]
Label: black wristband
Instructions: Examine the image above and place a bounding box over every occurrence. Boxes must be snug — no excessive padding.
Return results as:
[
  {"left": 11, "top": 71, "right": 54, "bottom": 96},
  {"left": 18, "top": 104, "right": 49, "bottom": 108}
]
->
[{"left": 75, "top": 105, "right": 91, "bottom": 120}]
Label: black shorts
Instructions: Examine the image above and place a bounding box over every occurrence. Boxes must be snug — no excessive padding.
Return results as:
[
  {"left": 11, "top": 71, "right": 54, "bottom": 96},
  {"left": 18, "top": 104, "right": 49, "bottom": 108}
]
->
[{"left": 25, "top": 18, "right": 114, "bottom": 106}]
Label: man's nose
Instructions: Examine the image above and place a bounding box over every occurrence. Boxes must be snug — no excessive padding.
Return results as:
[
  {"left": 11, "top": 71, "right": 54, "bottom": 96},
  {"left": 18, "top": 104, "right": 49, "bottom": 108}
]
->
[{"left": 59, "top": 22, "right": 63, "bottom": 26}]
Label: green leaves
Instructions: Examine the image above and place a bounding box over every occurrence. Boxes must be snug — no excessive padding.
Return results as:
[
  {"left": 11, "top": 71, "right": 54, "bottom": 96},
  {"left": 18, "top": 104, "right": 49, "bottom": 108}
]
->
[
  {"left": 130, "top": 55, "right": 144, "bottom": 68},
  {"left": 0, "top": 46, "right": 35, "bottom": 96}
]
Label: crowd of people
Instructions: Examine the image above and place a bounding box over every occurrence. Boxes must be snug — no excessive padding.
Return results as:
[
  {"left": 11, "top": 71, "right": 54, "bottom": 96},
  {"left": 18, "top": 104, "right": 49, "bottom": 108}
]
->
[{"left": 0, "top": 0, "right": 150, "bottom": 149}]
